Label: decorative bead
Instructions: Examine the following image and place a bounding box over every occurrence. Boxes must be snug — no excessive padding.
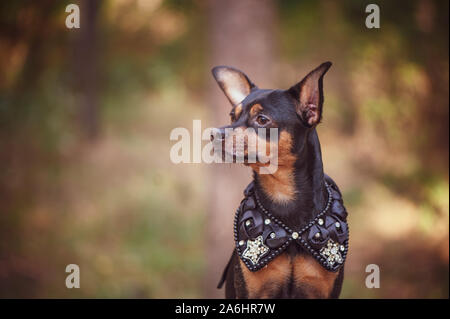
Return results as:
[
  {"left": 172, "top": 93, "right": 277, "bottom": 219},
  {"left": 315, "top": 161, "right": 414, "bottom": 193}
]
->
[
  {"left": 245, "top": 220, "right": 251, "bottom": 227},
  {"left": 335, "top": 222, "right": 341, "bottom": 228},
  {"left": 318, "top": 218, "right": 324, "bottom": 226},
  {"left": 292, "top": 232, "right": 299, "bottom": 239},
  {"left": 264, "top": 219, "right": 271, "bottom": 225},
  {"left": 315, "top": 232, "right": 321, "bottom": 238},
  {"left": 239, "top": 240, "right": 245, "bottom": 246},
  {"left": 270, "top": 232, "right": 276, "bottom": 239}
]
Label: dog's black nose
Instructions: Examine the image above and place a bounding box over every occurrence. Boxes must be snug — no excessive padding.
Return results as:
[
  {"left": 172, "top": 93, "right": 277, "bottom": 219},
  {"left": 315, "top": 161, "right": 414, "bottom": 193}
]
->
[{"left": 210, "top": 127, "right": 226, "bottom": 142}]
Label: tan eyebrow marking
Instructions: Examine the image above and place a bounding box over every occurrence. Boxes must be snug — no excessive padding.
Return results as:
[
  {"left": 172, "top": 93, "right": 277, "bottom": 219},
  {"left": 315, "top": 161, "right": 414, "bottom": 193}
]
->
[{"left": 250, "top": 103, "right": 263, "bottom": 117}]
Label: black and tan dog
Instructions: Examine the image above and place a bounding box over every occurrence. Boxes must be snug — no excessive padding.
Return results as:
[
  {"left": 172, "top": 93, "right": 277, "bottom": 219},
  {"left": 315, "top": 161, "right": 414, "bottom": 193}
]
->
[{"left": 211, "top": 62, "right": 349, "bottom": 299}]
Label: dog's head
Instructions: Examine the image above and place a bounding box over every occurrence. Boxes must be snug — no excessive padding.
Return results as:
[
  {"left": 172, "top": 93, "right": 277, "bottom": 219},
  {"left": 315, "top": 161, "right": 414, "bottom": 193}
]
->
[{"left": 211, "top": 62, "right": 331, "bottom": 172}]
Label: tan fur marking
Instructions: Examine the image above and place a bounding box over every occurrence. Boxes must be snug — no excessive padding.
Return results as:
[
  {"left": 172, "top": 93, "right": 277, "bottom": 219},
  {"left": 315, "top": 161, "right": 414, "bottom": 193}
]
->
[
  {"left": 249, "top": 103, "right": 263, "bottom": 117},
  {"left": 234, "top": 103, "right": 242, "bottom": 120},
  {"left": 240, "top": 253, "right": 291, "bottom": 298},
  {"left": 293, "top": 255, "right": 338, "bottom": 298},
  {"left": 252, "top": 131, "right": 297, "bottom": 203},
  {"left": 226, "top": 129, "right": 297, "bottom": 203}
]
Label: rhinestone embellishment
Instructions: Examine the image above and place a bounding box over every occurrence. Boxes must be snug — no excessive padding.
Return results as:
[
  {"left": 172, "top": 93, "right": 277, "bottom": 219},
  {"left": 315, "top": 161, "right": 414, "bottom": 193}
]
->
[
  {"left": 320, "top": 239, "right": 344, "bottom": 267},
  {"left": 318, "top": 218, "right": 324, "bottom": 226},
  {"left": 264, "top": 219, "right": 271, "bottom": 225},
  {"left": 239, "top": 240, "right": 245, "bottom": 246},
  {"left": 270, "top": 232, "right": 276, "bottom": 239},
  {"left": 242, "top": 235, "right": 270, "bottom": 265},
  {"left": 292, "top": 232, "right": 299, "bottom": 239},
  {"left": 245, "top": 220, "right": 252, "bottom": 227}
]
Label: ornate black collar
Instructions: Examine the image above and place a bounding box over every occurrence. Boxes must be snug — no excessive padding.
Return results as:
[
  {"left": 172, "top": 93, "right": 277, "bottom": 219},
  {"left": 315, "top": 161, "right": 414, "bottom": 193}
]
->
[{"left": 234, "top": 180, "right": 349, "bottom": 272}]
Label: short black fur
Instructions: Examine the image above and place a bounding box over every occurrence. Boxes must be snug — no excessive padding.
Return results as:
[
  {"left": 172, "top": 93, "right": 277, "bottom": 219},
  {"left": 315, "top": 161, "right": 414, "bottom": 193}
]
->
[{"left": 212, "top": 62, "right": 347, "bottom": 299}]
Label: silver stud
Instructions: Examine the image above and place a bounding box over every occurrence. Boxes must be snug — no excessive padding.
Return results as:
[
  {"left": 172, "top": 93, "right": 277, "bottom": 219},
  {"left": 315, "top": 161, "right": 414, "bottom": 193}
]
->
[
  {"left": 292, "top": 232, "right": 299, "bottom": 239},
  {"left": 270, "top": 232, "right": 276, "bottom": 239},
  {"left": 335, "top": 222, "right": 341, "bottom": 228},
  {"left": 314, "top": 232, "right": 321, "bottom": 238},
  {"left": 264, "top": 219, "right": 271, "bottom": 225},
  {"left": 239, "top": 240, "right": 245, "bottom": 246},
  {"left": 245, "top": 220, "right": 251, "bottom": 227},
  {"left": 318, "top": 218, "right": 324, "bottom": 226}
]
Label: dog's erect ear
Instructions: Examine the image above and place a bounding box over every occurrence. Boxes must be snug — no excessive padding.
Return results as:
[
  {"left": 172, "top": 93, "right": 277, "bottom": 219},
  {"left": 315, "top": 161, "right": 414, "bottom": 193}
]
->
[
  {"left": 288, "top": 62, "right": 332, "bottom": 127},
  {"left": 212, "top": 66, "right": 257, "bottom": 106}
]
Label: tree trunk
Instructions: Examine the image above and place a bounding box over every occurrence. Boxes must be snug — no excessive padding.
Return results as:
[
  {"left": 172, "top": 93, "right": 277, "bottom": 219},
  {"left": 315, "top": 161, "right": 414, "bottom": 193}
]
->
[
  {"left": 205, "top": 0, "right": 277, "bottom": 298},
  {"left": 73, "top": 0, "right": 100, "bottom": 140}
]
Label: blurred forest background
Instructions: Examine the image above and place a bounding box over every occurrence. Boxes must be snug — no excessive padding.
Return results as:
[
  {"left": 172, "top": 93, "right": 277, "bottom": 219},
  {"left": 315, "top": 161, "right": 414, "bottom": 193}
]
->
[{"left": 0, "top": 0, "right": 448, "bottom": 298}]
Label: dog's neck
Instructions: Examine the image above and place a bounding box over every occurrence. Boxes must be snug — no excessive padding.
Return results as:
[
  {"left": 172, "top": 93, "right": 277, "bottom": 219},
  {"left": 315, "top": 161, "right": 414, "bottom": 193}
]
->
[{"left": 253, "top": 129, "right": 327, "bottom": 228}]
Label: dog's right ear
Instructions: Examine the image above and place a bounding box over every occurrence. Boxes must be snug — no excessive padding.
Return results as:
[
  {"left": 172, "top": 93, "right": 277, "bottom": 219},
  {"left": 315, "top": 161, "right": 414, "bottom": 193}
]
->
[{"left": 212, "top": 66, "right": 257, "bottom": 106}]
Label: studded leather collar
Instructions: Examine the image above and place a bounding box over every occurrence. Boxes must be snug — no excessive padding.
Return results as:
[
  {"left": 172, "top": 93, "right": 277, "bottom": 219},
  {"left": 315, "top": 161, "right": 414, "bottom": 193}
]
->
[{"left": 234, "top": 180, "right": 349, "bottom": 272}]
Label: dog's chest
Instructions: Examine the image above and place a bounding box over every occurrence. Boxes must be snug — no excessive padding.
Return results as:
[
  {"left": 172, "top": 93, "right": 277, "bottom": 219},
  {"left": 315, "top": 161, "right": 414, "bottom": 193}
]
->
[
  {"left": 238, "top": 250, "right": 339, "bottom": 298},
  {"left": 235, "top": 180, "right": 348, "bottom": 273}
]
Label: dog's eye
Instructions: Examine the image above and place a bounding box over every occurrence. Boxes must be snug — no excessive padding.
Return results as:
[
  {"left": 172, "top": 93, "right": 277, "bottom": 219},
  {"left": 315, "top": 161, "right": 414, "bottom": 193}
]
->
[{"left": 256, "top": 115, "right": 270, "bottom": 126}]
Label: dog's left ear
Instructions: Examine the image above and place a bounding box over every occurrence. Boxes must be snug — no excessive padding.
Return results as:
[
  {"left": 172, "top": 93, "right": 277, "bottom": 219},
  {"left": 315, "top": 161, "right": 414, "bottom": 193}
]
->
[{"left": 288, "top": 62, "right": 332, "bottom": 127}]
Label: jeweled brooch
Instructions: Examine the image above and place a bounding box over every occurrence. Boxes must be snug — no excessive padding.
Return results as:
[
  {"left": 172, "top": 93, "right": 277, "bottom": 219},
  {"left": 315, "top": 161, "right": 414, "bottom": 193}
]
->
[
  {"left": 242, "top": 235, "right": 269, "bottom": 265},
  {"left": 320, "top": 239, "right": 345, "bottom": 267}
]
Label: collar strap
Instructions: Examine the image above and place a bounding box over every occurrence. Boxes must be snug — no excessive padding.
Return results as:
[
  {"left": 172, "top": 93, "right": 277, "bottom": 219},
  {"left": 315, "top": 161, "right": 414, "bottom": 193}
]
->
[{"left": 233, "top": 181, "right": 349, "bottom": 272}]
